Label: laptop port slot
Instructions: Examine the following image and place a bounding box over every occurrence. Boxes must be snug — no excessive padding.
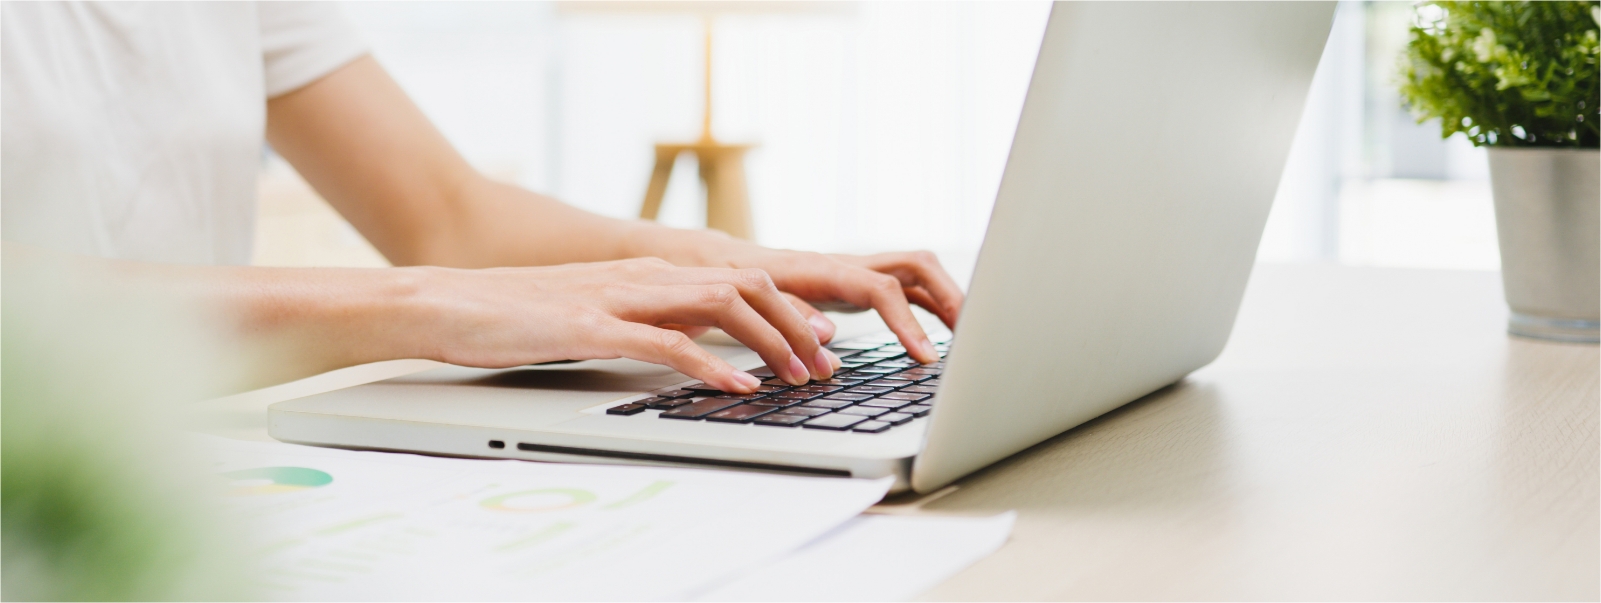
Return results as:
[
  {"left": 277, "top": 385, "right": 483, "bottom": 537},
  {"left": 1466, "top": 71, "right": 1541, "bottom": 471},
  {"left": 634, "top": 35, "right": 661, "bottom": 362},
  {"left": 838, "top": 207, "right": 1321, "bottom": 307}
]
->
[{"left": 488, "top": 440, "right": 505, "bottom": 449}]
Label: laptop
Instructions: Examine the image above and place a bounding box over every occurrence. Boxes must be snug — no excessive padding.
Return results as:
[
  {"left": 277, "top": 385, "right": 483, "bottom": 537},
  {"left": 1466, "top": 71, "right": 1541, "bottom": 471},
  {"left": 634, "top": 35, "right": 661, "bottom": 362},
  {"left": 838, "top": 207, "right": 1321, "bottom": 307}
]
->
[{"left": 268, "top": 1, "right": 1336, "bottom": 494}]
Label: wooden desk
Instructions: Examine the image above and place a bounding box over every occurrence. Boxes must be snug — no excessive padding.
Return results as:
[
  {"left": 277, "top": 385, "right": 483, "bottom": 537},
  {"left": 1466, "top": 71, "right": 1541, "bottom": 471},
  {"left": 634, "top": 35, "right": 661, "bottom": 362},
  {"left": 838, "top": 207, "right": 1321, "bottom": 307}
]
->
[
  {"left": 917, "top": 264, "right": 1597, "bottom": 601},
  {"left": 192, "top": 264, "right": 1597, "bottom": 599}
]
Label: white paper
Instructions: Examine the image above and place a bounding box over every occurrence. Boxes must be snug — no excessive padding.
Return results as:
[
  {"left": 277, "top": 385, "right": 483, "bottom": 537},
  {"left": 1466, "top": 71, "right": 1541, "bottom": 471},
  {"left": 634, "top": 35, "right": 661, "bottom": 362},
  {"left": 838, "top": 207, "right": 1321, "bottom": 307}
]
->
[
  {"left": 694, "top": 512, "right": 1016, "bottom": 602},
  {"left": 194, "top": 436, "right": 891, "bottom": 601}
]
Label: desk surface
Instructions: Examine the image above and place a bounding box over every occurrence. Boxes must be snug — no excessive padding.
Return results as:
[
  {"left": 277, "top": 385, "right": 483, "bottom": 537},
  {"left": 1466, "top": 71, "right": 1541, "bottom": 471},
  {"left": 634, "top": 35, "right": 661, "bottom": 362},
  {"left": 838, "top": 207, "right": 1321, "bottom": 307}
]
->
[{"left": 192, "top": 264, "right": 1598, "bottom": 600}]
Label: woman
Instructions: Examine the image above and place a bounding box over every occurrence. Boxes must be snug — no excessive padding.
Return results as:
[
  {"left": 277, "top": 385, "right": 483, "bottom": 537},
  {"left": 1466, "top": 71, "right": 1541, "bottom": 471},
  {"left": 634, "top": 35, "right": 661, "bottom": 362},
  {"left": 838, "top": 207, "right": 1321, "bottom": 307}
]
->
[{"left": 1, "top": 2, "right": 963, "bottom": 392}]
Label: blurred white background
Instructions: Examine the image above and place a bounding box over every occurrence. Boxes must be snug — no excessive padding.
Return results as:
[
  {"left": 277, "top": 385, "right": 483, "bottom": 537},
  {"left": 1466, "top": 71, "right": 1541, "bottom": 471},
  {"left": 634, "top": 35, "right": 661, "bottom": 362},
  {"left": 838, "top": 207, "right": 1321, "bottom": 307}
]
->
[{"left": 255, "top": 1, "right": 1500, "bottom": 279}]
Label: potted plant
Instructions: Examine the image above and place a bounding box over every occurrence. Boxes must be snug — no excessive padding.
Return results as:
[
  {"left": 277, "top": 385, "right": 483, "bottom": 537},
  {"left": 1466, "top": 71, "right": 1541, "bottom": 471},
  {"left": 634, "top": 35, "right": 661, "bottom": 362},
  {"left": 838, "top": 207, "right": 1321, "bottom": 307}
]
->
[{"left": 1399, "top": 0, "right": 1599, "bottom": 343}]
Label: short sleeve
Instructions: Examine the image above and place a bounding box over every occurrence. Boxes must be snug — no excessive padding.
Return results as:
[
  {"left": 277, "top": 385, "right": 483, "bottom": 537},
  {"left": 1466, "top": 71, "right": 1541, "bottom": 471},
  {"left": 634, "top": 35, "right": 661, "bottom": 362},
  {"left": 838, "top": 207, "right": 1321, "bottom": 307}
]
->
[{"left": 258, "top": 1, "right": 368, "bottom": 98}]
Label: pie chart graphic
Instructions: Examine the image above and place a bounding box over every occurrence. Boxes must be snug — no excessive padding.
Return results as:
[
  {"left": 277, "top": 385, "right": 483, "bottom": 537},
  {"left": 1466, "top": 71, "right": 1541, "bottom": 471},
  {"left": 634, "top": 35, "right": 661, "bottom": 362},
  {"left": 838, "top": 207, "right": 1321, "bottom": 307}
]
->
[{"left": 222, "top": 467, "right": 333, "bottom": 496}]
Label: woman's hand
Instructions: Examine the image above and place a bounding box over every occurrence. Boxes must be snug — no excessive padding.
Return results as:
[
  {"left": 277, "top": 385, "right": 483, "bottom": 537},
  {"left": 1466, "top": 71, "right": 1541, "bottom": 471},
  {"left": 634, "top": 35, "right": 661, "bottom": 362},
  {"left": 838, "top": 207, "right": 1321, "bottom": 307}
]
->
[{"left": 402, "top": 258, "right": 839, "bottom": 393}]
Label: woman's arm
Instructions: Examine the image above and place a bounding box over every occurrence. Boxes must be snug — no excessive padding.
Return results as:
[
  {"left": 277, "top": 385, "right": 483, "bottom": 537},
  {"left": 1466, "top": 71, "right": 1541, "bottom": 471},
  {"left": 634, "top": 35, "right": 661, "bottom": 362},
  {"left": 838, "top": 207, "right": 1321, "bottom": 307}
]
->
[{"left": 265, "top": 55, "right": 965, "bottom": 373}]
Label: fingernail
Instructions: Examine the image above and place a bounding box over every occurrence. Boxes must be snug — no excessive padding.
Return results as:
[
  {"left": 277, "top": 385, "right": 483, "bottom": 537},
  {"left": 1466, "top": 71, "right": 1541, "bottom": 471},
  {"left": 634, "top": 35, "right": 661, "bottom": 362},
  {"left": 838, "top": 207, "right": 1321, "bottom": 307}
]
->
[
  {"left": 733, "top": 371, "right": 761, "bottom": 391},
  {"left": 823, "top": 348, "right": 841, "bottom": 370},
  {"left": 808, "top": 314, "right": 836, "bottom": 344},
  {"left": 920, "top": 338, "right": 937, "bottom": 364},
  {"left": 787, "top": 354, "right": 810, "bottom": 385},
  {"left": 813, "top": 348, "right": 836, "bottom": 379}
]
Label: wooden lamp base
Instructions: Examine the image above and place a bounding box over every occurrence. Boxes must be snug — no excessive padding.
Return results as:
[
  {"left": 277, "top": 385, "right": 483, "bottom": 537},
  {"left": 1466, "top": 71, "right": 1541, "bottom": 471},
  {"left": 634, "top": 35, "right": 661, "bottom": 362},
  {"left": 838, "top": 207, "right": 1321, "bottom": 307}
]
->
[{"left": 639, "top": 141, "right": 755, "bottom": 240}]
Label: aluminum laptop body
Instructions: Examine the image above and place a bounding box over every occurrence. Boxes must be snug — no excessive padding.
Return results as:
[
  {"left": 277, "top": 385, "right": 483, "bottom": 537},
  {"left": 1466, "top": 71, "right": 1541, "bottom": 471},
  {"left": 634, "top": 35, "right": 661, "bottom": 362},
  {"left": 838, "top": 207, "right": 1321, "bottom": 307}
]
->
[{"left": 268, "top": 2, "right": 1336, "bottom": 494}]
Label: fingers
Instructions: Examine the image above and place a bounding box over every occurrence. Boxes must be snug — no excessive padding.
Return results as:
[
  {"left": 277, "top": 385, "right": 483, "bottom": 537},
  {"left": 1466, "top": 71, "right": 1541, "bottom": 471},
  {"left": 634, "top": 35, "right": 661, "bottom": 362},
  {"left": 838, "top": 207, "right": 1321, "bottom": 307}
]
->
[
  {"left": 782, "top": 292, "right": 837, "bottom": 345},
  {"left": 858, "top": 251, "right": 965, "bottom": 328},
  {"left": 609, "top": 283, "right": 814, "bottom": 386},
  {"left": 647, "top": 268, "right": 832, "bottom": 381},
  {"left": 834, "top": 270, "right": 940, "bottom": 364},
  {"left": 600, "top": 320, "right": 760, "bottom": 393}
]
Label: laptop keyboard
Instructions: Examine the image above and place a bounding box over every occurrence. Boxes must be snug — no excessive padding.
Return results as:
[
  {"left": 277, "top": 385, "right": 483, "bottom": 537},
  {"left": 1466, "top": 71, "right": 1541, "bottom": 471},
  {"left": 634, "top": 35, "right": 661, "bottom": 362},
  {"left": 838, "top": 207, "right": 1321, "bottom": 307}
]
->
[{"left": 605, "top": 332, "right": 951, "bottom": 434}]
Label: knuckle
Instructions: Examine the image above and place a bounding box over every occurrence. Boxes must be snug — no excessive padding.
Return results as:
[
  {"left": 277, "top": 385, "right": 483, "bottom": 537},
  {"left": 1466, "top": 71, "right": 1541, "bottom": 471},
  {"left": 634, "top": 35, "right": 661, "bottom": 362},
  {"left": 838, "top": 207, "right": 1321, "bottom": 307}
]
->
[
  {"left": 703, "top": 283, "right": 741, "bottom": 307},
  {"left": 652, "top": 330, "right": 695, "bottom": 358},
  {"left": 911, "top": 250, "right": 939, "bottom": 265},
  {"left": 735, "top": 268, "right": 776, "bottom": 292},
  {"left": 872, "top": 274, "right": 903, "bottom": 294}
]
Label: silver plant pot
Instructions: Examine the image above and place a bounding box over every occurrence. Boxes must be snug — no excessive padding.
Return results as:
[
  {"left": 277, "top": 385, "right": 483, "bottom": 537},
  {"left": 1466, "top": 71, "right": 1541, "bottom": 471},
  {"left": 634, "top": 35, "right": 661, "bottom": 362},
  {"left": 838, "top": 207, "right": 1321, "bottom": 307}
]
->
[{"left": 1487, "top": 147, "right": 1600, "bottom": 343}]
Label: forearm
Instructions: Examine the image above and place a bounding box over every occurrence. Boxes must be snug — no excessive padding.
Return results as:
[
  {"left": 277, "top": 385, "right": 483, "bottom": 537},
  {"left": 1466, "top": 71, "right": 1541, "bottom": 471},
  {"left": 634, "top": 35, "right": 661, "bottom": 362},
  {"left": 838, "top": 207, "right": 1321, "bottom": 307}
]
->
[
  {"left": 6, "top": 244, "right": 430, "bottom": 389},
  {"left": 418, "top": 175, "right": 761, "bottom": 269}
]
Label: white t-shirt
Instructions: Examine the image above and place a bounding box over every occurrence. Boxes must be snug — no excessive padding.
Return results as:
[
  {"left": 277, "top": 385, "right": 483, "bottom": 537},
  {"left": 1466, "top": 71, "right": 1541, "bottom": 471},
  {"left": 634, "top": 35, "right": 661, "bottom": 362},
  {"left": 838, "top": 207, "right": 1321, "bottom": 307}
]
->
[{"left": 2, "top": 2, "right": 367, "bottom": 265}]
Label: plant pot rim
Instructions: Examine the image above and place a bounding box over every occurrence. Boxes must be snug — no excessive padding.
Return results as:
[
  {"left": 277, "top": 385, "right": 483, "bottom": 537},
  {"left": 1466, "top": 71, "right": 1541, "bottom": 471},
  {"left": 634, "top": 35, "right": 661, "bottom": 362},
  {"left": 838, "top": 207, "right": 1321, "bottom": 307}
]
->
[{"left": 1485, "top": 146, "right": 1599, "bottom": 154}]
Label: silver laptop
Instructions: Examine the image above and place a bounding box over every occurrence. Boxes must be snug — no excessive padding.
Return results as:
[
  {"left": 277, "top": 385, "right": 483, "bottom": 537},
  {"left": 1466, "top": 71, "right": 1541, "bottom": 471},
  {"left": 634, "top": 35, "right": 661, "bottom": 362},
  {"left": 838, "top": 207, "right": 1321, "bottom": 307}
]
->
[{"left": 269, "top": 2, "right": 1336, "bottom": 494}]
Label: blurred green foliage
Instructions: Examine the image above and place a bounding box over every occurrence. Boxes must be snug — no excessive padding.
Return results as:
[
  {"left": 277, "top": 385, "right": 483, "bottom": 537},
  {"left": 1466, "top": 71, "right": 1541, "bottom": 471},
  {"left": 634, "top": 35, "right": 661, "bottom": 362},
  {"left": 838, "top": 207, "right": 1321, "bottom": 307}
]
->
[{"left": 1398, "top": 0, "right": 1600, "bottom": 147}]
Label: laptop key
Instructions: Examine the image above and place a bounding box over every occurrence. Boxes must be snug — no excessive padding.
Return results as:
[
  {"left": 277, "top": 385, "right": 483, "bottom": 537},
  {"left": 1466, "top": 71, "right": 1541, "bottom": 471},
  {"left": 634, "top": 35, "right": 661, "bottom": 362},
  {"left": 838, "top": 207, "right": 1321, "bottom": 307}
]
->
[
  {"left": 801, "top": 398, "right": 853, "bottom": 410},
  {"left": 644, "top": 397, "right": 693, "bottom": 410},
  {"left": 852, "top": 420, "right": 893, "bottom": 433},
  {"left": 823, "top": 393, "right": 872, "bottom": 402},
  {"left": 753, "top": 413, "right": 810, "bottom": 427},
  {"left": 879, "top": 412, "right": 914, "bottom": 425},
  {"left": 815, "top": 377, "right": 865, "bottom": 386},
  {"left": 772, "top": 391, "right": 824, "bottom": 401},
  {"left": 706, "top": 404, "right": 779, "bottom": 423},
  {"left": 606, "top": 403, "right": 648, "bottom": 416},
  {"left": 839, "top": 406, "right": 889, "bottom": 417},
  {"left": 799, "top": 384, "right": 843, "bottom": 393},
  {"left": 880, "top": 392, "right": 931, "bottom": 402},
  {"left": 849, "top": 386, "right": 896, "bottom": 395},
  {"left": 660, "top": 398, "right": 744, "bottom": 420},
  {"left": 853, "top": 366, "right": 901, "bottom": 375},
  {"left": 684, "top": 383, "right": 728, "bottom": 395},
  {"left": 902, "top": 367, "right": 941, "bottom": 376},
  {"left": 778, "top": 406, "right": 830, "bottom": 417},
  {"left": 902, "top": 385, "right": 938, "bottom": 395},
  {"left": 652, "top": 388, "right": 697, "bottom": 398},
  {"left": 715, "top": 393, "right": 768, "bottom": 401},
  {"left": 865, "top": 379, "right": 910, "bottom": 389},
  {"left": 921, "top": 378, "right": 942, "bottom": 387},
  {"left": 859, "top": 398, "right": 912, "bottom": 409},
  {"left": 902, "top": 404, "right": 933, "bottom": 417},
  {"left": 749, "top": 397, "right": 803, "bottom": 408},
  {"left": 801, "top": 413, "right": 869, "bottom": 431}
]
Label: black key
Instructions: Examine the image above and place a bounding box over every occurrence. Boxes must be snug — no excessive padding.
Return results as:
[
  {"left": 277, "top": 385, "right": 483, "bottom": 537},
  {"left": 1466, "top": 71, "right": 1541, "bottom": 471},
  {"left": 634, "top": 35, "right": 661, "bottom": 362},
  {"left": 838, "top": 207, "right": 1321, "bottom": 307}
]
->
[
  {"left": 854, "top": 351, "right": 903, "bottom": 360},
  {"left": 652, "top": 388, "right": 697, "bottom": 398},
  {"left": 706, "top": 404, "right": 779, "bottom": 423},
  {"left": 715, "top": 393, "right": 768, "bottom": 401},
  {"left": 859, "top": 398, "right": 912, "bottom": 409},
  {"left": 645, "top": 397, "right": 694, "bottom": 410},
  {"left": 753, "top": 413, "right": 810, "bottom": 427},
  {"left": 815, "top": 377, "right": 866, "bottom": 386},
  {"left": 684, "top": 383, "right": 728, "bottom": 395},
  {"left": 823, "top": 392, "right": 872, "bottom": 402},
  {"left": 879, "top": 412, "right": 913, "bottom": 425},
  {"left": 660, "top": 398, "right": 744, "bottom": 420},
  {"left": 902, "top": 385, "right": 938, "bottom": 395},
  {"left": 921, "top": 378, "right": 942, "bottom": 387},
  {"left": 902, "top": 367, "right": 941, "bottom": 377},
  {"left": 748, "top": 367, "right": 776, "bottom": 378},
  {"left": 771, "top": 391, "right": 824, "bottom": 401},
  {"left": 851, "top": 420, "right": 893, "bottom": 433},
  {"left": 880, "top": 392, "right": 931, "bottom": 402},
  {"left": 849, "top": 386, "right": 896, "bottom": 395},
  {"left": 881, "top": 373, "right": 931, "bottom": 383},
  {"left": 760, "top": 378, "right": 789, "bottom": 387},
  {"left": 839, "top": 406, "right": 889, "bottom": 417},
  {"left": 866, "top": 379, "right": 910, "bottom": 389},
  {"left": 749, "top": 397, "right": 803, "bottom": 408},
  {"left": 754, "top": 385, "right": 787, "bottom": 394},
  {"left": 802, "top": 413, "right": 869, "bottom": 431},
  {"left": 874, "top": 359, "right": 916, "bottom": 367},
  {"left": 778, "top": 406, "right": 830, "bottom": 417},
  {"left": 799, "top": 384, "right": 843, "bottom": 393},
  {"left": 839, "top": 361, "right": 871, "bottom": 369},
  {"left": 606, "top": 403, "right": 648, "bottom": 416},
  {"left": 801, "top": 398, "right": 854, "bottom": 410},
  {"left": 853, "top": 366, "right": 901, "bottom": 375},
  {"left": 902, "top": 404, "right": 933, "bottom": 417}
]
